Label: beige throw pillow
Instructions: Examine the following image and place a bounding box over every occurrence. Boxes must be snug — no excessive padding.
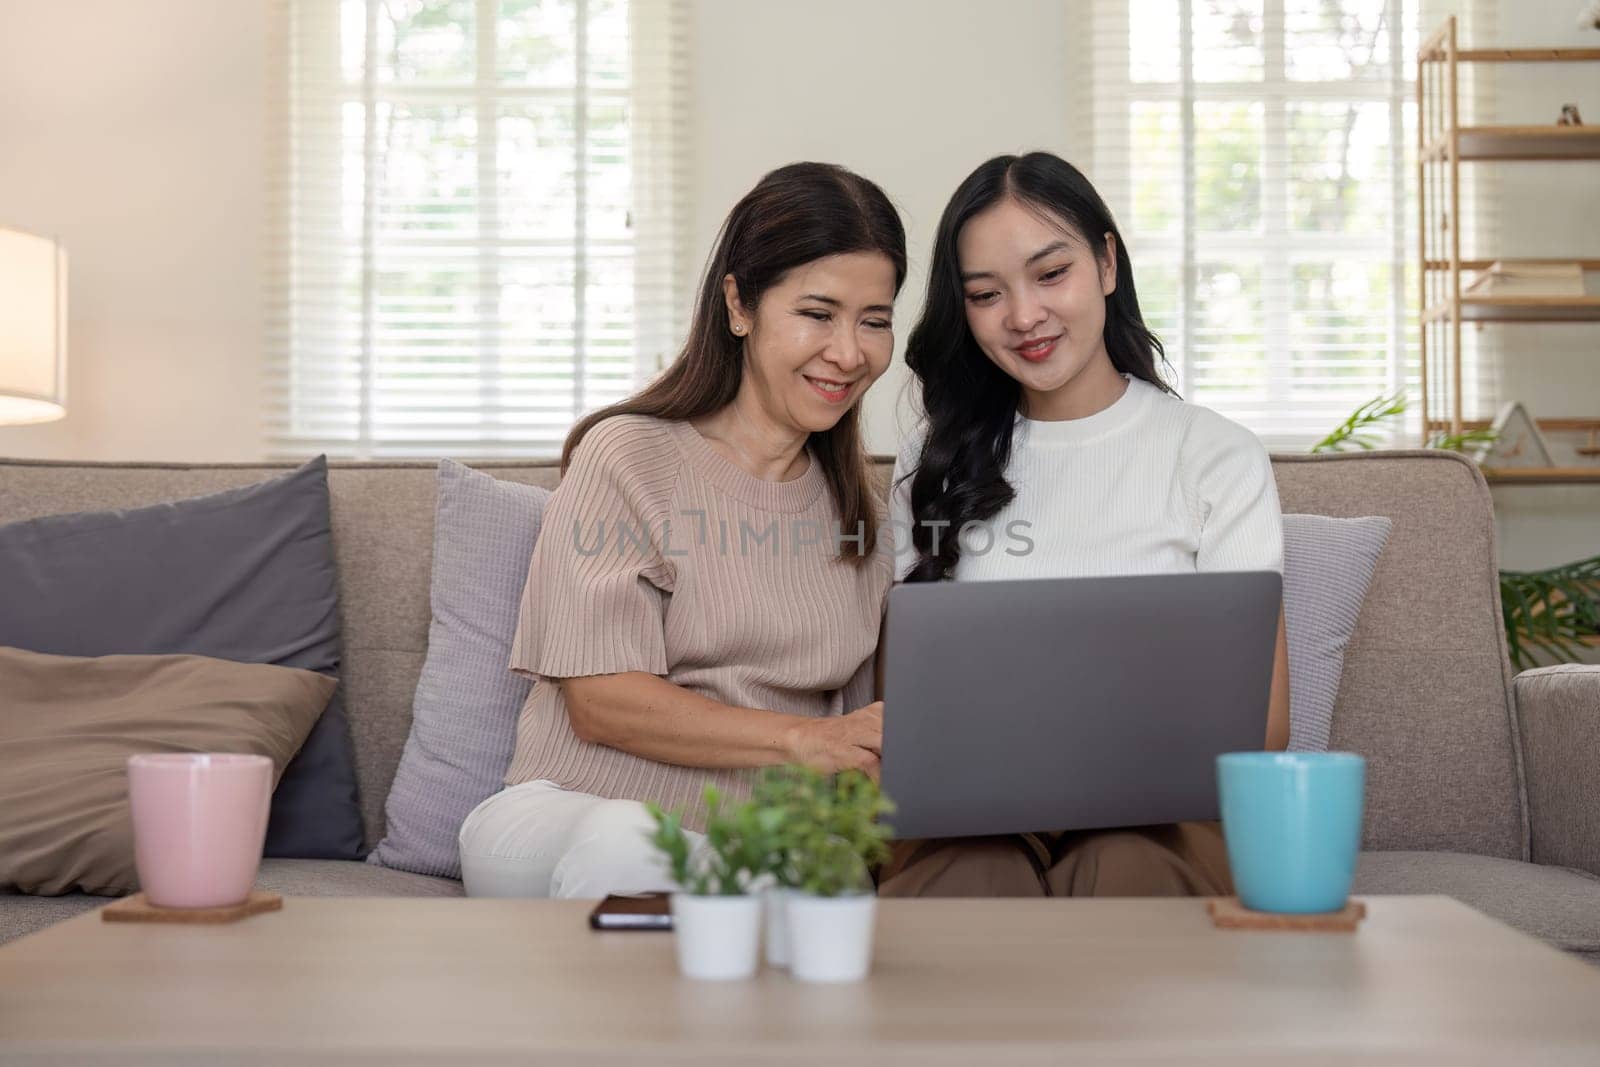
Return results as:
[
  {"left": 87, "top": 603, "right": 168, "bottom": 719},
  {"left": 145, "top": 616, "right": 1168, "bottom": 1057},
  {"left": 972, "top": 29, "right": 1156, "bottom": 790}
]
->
[{"left": 0, "top": 646, "right": 336, "bottom": 896}]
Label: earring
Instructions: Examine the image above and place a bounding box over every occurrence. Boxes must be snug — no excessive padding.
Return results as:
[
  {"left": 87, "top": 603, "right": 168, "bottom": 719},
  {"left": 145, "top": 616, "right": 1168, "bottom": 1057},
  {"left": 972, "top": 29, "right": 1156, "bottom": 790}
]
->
[{"left": 732, "top": 324, "right": 744, "bottom": 335}]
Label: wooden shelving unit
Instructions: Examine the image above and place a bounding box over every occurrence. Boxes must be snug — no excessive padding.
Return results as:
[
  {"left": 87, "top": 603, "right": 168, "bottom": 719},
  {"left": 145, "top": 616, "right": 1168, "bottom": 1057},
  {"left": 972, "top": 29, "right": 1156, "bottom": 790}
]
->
[
  {"left": 1418, "top": 18, "right": 1600, "bottom": 485},
  {"left": 1422, "top": 297, "right": 1600, "bottom": 324},
  {"left": 1424, "top": 125, "right": 1600, "bottom": 161}
]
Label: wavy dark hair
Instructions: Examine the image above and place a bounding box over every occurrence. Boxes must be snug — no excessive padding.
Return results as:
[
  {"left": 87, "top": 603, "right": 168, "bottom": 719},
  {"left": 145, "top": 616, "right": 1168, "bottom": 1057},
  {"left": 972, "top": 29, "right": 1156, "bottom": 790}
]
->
[
  {"left": 564, "top": 162, "right": 906, "bottom": 565},
  {"left": 902, "top": 152, "right": 1172, "bottom": 583}
]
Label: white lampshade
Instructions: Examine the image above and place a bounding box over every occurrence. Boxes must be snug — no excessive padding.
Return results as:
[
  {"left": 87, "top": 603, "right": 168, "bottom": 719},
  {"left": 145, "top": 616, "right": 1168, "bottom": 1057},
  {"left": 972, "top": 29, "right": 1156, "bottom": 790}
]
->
[{"left": 0, "top": 227, "right": 68, "bottom": 425}]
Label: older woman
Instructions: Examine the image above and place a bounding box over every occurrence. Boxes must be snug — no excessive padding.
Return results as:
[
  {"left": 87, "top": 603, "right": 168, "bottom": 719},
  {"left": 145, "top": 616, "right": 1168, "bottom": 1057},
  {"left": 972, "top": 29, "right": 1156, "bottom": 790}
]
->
[{"left": 459, "top": 163, "right": 904, "bottom": 898}]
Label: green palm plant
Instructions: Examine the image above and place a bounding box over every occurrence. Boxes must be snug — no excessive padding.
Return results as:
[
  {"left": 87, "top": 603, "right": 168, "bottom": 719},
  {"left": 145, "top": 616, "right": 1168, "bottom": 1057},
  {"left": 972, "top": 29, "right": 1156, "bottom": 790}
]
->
[
  {"left": 1499, "top": 556, "right": 1600, "bottom": 671},
  {"left": 1310, "top": 392, "right": 1407, "bottom": 453}
]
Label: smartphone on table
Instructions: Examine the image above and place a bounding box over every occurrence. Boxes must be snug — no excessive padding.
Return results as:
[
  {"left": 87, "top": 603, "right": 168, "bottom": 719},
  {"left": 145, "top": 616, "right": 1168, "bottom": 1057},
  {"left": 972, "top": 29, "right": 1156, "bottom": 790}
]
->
[{"left": 588, "top": 891, "right": 673, "bottom": 930}]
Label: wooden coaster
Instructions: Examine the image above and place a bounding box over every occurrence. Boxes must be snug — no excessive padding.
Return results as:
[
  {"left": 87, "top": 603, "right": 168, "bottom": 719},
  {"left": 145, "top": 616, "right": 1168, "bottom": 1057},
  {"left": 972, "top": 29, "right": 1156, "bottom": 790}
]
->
[
  {"left": 1207, "top": 896, "right": 1366, "bottom": 932},
  {"left": 102, "top": 891, "right": 283, "bottom": 925}
]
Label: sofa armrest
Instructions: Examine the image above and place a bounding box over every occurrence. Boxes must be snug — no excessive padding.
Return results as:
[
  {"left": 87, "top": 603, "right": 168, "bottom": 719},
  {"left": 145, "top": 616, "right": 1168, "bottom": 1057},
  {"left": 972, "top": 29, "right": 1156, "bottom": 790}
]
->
[{"left": 1515, "top": 664, "right": 1600, "bottom": 878}]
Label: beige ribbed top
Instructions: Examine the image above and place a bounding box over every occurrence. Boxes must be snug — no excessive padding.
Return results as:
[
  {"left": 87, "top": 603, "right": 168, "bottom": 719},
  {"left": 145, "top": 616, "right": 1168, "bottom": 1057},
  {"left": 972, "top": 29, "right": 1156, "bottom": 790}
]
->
[{"left": 504, "top": 414, "right": 890, "bottom": 830}]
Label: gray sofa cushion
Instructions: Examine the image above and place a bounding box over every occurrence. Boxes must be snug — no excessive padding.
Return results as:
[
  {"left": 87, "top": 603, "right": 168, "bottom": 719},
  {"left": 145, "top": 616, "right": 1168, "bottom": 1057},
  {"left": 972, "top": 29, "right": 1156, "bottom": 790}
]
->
[
  {"left": 1283, "top": 514, "right": 1392, "bottom": 752},
  {"left": 1354, "top": 850, "right": 1600, "bottom": 956},
  {"left": 0, "top": 893, "right": 98, "bottom": 946},
  {"left": 255, "top": 858, "right": 464, "bottom": 898},
  {"left": 0, "top": 859, "right": 463, "bottom": 946},
  {"left": 0, "top": 457, "right": 364, "bottom": 861},
  {"left": 1272, "top": 452, "right": 1521, "bottom": 861},
  {"left": 369, "top": 461, "right": 551, "bottom": 879},
  {"left": 1515, "top": 665, "right": 1600, "bottom": 880}
]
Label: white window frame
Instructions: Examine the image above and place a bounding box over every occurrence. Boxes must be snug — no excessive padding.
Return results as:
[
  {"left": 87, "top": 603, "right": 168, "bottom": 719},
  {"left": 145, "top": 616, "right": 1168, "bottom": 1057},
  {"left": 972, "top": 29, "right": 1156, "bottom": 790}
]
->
[
  {"left": 265, "top": 0, "right": 688, "bottom": 459},
  {"left": 1074, "top": 0, "right": 1433, "bottom": 450}
]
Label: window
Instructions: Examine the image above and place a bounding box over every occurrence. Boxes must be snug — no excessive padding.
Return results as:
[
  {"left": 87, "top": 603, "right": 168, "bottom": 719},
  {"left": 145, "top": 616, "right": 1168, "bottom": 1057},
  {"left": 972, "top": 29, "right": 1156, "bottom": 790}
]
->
[
  {"left": 1072, "top": 0, "right": 1494, "bottom": 448},
  {"left": 267, "top": 0, "right": 688, "bottom": 458}
]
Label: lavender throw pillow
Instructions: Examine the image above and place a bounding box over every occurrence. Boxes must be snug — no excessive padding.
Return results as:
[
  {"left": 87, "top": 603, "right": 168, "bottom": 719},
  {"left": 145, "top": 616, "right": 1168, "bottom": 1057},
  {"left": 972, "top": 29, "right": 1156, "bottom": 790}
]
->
[
  {"left": 1283, "top": 513, "right": 1393, "bottom": 752},
  {"left": 369, "top": 460, "right": 550, "bottom": 878}
]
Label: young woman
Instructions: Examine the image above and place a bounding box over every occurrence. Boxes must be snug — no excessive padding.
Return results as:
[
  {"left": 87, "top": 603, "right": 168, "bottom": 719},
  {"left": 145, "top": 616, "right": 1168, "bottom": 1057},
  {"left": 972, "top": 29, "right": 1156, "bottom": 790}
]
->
[
  {"left": 459, "top": 163, "right": 902, "bottom": 898},
  {"left": 879, "top": 151, "right": 1289, "bottom": 898}
]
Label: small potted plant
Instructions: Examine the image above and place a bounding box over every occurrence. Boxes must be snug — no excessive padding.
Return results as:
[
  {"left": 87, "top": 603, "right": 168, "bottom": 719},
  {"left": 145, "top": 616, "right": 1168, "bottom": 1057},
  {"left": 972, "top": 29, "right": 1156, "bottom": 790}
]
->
[
  {"left": 646, "top": 786, "right": 781, "bottom": 981},
  {"left": 745, "top": 769, "right": 806, "bottom": 969},
  {"left": 758, "top": 767, "right": 895, "bottom": 983}
]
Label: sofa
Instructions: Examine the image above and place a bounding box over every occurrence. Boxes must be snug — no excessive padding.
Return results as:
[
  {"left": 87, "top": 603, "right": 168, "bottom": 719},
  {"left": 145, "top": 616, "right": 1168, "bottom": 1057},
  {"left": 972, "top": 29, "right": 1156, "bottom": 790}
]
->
[{"left": 2, "top": 449, "right": 1598, "bottom": 961}]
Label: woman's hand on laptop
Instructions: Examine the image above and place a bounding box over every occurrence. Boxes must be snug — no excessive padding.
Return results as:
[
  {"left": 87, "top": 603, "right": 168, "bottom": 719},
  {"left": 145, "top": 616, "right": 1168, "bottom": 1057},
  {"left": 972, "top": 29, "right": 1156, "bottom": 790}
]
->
[{"left": 785, "top": 701, "right": 883, "bottom": 779}]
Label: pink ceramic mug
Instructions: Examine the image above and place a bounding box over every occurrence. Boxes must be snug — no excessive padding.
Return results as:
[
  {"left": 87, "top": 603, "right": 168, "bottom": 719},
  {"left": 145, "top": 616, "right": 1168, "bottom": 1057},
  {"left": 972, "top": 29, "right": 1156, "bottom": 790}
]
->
[{"left": 126, "top": 753, "right": 273, "bottom": 909}]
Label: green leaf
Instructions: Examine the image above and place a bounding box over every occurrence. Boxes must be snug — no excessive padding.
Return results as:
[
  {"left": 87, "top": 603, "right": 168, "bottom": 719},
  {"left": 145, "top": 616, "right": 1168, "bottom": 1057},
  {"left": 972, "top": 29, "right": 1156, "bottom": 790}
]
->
[
  {"left": 1309, "top": 392, "right": 1407, "bottom": 454},
  {"left": 1499, "top": 556, "right": 1600, "bottom": 670},
  {"left": 1427, "top": 427, "right": 1499, "bottom": 453}
]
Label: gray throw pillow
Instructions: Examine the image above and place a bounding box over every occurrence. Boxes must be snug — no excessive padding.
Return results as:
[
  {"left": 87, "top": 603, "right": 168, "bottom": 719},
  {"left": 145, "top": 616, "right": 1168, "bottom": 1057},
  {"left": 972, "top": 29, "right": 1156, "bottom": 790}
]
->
[
  {"left": 0, "top": 457, "right": 364, "bottom": 860},
  {"left": 1283, "top": 513, "right": 1393, "bottom": 753},
  {"left": 368, "top": 460, "right": 551, "bottom": 879}
]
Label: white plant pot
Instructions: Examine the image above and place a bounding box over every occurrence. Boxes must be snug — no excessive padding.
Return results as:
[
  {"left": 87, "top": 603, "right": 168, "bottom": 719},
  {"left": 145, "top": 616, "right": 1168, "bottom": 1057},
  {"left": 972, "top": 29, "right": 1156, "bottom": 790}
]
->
[
  {"left": 763, "top": 887, "right": 793, "bottom": 968},
  {"left": 786, "top": 892, "right": 877, "bottom": 983},
  {"left": 670, "top": 893, "right": 762, "bottom": 981}
]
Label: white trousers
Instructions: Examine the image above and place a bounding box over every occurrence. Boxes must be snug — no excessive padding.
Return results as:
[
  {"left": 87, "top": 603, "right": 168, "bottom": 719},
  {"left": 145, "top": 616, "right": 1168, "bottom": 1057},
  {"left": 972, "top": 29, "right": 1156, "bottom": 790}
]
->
[{"left": 458, "top": 779, "right": 703, "bottom": 899}]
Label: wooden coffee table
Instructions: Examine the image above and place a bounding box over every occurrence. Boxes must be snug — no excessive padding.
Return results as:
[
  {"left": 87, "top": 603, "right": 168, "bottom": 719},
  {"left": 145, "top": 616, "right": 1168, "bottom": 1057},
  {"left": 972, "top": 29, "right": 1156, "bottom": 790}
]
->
[{"left": 1, "top": 896, "right": 1597, "bottom": 1064}]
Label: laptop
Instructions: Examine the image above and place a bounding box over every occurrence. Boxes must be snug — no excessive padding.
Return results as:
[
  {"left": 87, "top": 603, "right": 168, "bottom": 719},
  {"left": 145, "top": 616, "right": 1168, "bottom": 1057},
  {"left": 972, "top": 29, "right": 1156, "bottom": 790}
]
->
[{"left": 879, "top": 570, "right": 1281, "bottom": 840}]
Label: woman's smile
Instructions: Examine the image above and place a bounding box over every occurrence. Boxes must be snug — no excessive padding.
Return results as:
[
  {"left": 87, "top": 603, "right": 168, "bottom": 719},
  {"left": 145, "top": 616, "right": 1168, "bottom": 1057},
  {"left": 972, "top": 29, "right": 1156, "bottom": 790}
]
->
[
  {"left": 1012, "top": 334, "right": 1060, "bottom": 363},
  {"left": 802, "top": 373, "right": 856, "bottom": 403}
]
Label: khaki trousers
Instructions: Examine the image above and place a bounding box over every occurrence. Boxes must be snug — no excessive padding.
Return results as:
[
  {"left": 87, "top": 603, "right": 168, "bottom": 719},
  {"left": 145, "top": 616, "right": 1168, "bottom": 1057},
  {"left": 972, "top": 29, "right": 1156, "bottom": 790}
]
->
[{"left": 876, "top": 822, "right": 1234, "bottom": 898}]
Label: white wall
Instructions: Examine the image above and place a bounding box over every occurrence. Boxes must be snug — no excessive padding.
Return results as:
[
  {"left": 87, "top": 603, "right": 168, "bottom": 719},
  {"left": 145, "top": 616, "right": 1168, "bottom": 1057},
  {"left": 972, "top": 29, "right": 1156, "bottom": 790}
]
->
[
  {"left": 3, "top": 0, "right": 1594, "bottom": 585},
  {"left": 0, "top": 0, "right": 267, "bottom": 462},
  {"left": 690, "top": 0, "right": 1071, "bottom": 455},
  {"left": 1, "top": 0, "right": 1070, "bottom": 463},
  {"left": 1480, "top": 2, "right": 1600, "bottom": 571}
]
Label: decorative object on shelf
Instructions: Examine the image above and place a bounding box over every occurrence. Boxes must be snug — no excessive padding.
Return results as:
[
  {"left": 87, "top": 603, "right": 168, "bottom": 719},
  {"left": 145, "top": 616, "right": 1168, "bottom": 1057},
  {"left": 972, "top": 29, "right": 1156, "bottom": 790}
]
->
[
  {"left": 1463, "top": 261, "right": 1585, "bottom": 299},
  {"left": 1478, "top": 402, "right": 1556, "bottom": 470},
  {"left": 1557, "top": 103, "right": 1584, "bottom": 126},
  {"left": 0, "top": 227, "right": 67, "bottom": 426},
  {"left": 1580, "top": 1, "right": 1600, "bottom": 32}
]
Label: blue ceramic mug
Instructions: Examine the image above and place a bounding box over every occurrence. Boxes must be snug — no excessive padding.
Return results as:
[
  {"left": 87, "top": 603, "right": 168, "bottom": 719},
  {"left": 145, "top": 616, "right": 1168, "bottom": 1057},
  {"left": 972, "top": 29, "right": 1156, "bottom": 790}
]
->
[{"left": 1216, "top": 752, "right": 1366, "bottom": 914}]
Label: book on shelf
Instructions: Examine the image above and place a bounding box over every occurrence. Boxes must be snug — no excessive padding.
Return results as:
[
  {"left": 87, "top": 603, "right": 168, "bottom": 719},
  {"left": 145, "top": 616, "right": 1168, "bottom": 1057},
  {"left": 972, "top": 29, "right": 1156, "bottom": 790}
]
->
[{"left": 1463, "top": 261, "right": 1586, "bottom": 299}]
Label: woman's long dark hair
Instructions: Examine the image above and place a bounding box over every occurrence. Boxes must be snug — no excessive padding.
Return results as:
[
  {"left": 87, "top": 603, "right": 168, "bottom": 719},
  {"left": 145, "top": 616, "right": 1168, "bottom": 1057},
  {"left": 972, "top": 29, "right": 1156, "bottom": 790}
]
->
[
  {"left": 902, "top": 152, "right": 1171, "bottom": 583},
  {"left": 563, "top": 162, "right": 907, "bottom": 566}
]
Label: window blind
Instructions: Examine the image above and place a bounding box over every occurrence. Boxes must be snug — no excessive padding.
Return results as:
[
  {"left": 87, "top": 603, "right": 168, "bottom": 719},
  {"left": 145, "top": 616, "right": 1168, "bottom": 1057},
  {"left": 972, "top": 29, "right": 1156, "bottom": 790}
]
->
[
  {"left": 265, "top": 0, "right": 690, "bottom": 458},
  {"left": 1069, "top": 0, "right": 1498, "bottom": 449}
]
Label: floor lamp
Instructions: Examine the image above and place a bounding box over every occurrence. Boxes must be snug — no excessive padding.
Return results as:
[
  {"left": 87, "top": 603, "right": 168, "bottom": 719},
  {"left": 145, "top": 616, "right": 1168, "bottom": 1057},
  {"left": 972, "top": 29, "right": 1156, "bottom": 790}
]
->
[{"left": 0, "top": 227, "right": 68, "bottom": 426}]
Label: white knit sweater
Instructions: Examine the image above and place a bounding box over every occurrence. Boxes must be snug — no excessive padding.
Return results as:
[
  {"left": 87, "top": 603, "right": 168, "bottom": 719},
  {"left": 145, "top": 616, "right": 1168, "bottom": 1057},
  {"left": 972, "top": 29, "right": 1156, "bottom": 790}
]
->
[{"left": 889, "top": 376, "right": 1284, "bottom": 582}]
